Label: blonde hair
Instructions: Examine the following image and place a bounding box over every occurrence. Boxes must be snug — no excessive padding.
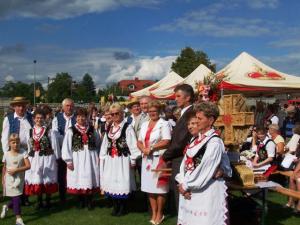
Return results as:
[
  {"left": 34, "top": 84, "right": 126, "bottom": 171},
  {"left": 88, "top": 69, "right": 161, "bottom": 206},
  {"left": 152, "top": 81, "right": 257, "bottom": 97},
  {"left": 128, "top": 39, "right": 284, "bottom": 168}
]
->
[
  {"left": 9, "top": 133, "right": 20, "bottom": 143},
  {"left": 110, "top": 103, "right": 123, "bottom": 113},
  {"left": 148, "top": 100, "right": 162, "bottom": 113},
  {"left": 268, "top": 124, "right": 280, "bottom": 131}
]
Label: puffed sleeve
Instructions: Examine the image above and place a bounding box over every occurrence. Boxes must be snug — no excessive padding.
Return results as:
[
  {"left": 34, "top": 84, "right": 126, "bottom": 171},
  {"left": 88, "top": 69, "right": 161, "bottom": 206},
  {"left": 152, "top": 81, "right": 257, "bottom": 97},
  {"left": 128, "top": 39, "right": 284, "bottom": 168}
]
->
[
  {"left": 1, "top": 117, "right": 10, "bottom": 152},
  {"left": 161, "top": 120, "right": 172, "bottom": 140},
  {"left": 182, "top": 137, "right": 223, "bottom": 191},
  {"left": 99, "top": 133, "right": 108, "bottom": 182},
  {"left": 126, "top": 125, "right": 141, "bottom": 165},
  {"left": 61, "top": 128, "right": 73, "bottom": 164},
  {"left": 49, "top": 129, "right": 60, "bottom": 159},
  {"left": 175, "top": 155, "right": 186, "bottom": 184}
]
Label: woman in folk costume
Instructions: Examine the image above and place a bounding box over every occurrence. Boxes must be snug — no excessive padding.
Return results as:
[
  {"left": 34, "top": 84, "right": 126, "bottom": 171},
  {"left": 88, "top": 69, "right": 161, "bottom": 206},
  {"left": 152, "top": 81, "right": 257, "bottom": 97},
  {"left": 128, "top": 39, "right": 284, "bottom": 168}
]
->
[
  {"left": 62, "top": 107, "right": 100, "bottom": 209},
  {"left": 24, "top": 109, "right": 59, "bottom": 209},
  {"left": 100, "top": 103, "right": 140, "bottom": 216},
  {"left": 137, "top": 100, "right": 171, "bottom": 225},
  {"left": 176, "top": 102, "right": 230, "bottom": 225}
]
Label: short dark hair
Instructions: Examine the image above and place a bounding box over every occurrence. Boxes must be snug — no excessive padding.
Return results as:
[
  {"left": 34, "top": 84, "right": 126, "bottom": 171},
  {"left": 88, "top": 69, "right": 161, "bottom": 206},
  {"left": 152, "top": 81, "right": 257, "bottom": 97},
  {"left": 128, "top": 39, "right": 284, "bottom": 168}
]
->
[
  {"left": 33, "top": 108, "right": 45, "bottom": 118},
  {"left": 76, "top": 107, "right": 88, "bottom": 117},
  {"left": 174, "top": 84, "right": 194, "bottom": 103},
  {"left": 186, "top": 110, "right": 196, "bottom": 122}
]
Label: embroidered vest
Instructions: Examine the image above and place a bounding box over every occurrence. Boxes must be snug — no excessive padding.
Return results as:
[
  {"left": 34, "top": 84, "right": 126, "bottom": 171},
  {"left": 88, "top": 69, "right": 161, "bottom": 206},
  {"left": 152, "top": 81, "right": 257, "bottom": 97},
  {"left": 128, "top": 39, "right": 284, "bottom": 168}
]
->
[
  {"left": 256, "top": 139, "right": 275, "bottom": 163},
  {"left": 71, "top": 126, "right": 97, "bottom": 152},
  {"left": 28, "top": 127, "right": 53, "bottom": 157},
  {"left": 184, "top": 135, "right": 220, "bottom": 174},
  {"left": 57, "top": 112, "right": 76, "bottom": 136},
  {"left": 107, "top": 122, "right": 130, "bottom": 157},
  {"left": 7, "top": 112, "right": 33, "bottom": 135}
]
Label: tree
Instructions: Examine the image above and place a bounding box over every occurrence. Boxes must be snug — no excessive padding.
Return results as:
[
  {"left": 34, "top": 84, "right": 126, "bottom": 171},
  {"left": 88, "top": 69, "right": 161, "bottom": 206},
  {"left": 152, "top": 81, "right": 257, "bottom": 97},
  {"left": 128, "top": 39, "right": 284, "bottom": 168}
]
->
[
  {"left": 171, "top": 47, "right": 216, "bottom": 78},
  {"left": 47, "top": 73, "right": 72, "bottom": 102},
  {"left": 74, "top": 73, "right": 96, "bottom": 103},
  {"left": 0, "top": 81, "right": 45, "bottom": 104}
]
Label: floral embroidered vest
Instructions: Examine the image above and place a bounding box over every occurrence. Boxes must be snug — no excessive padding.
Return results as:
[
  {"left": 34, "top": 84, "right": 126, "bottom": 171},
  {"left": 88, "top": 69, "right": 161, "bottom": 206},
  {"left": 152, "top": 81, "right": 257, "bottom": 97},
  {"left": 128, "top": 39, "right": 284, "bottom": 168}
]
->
[
  {"left": 107, "top": 122, "right": 130, "bottom": 157},
  {"left": 71, "top": 126, "right": 97, "bottom": 152},
  {"left": 184, "top": 135, "right": 220, "bottom": 174},
  {"left": 28, "top": 127, "right": 53, "bottom": 157},
  {"left": 256, "top": 139, "right": 274, "bottom": 163}
]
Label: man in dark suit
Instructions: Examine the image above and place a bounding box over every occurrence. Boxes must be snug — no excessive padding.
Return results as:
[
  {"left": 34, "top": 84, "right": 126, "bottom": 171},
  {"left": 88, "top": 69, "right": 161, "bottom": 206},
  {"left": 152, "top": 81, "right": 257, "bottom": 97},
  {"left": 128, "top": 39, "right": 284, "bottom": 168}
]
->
[{"left": 162, "top": 84, "right": 194, "bottom": 212}]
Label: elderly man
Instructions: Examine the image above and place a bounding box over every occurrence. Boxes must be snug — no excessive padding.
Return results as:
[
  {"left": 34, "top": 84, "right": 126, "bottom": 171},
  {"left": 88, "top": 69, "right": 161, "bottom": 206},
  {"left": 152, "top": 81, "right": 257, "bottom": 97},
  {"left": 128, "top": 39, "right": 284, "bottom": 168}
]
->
[
  {"left": 1, "top": 97, "right": 33, "bottom": 206},
  {"left": 52, "top": 98, "right": 76, "bottom": 202},
  {"left": 1, "top": 97, "right": 33, "bottom": 153},
  {"left": 139, "top": 96, "right": 151, "bottom": 119}
]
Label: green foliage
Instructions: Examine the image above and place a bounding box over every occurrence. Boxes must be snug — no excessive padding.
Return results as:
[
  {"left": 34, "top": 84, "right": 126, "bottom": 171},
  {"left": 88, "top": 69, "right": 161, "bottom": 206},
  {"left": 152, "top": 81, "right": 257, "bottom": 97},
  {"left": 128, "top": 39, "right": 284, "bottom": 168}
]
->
[
  {"left": 171, "top": 47, "right": 216, "bottom": 78},
  {"left": 97, "top": 83, "right": 129, "bottom": 99},
  {"left": 47, "top": 73, "right": 72, "bottom": 102},
  {"left": 0, "top": 81, "right": 45, "bottom": 104},
  {"left": 74, "top": 73, "right": 97, "bottom": 103}
]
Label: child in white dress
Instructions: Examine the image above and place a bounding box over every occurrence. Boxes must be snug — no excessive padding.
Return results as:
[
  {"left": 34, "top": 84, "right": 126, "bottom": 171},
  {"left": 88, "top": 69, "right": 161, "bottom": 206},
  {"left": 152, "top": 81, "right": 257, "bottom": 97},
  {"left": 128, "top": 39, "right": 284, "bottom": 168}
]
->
[{"left": 1, "top": 133, "right": 31, "bottom": 225}]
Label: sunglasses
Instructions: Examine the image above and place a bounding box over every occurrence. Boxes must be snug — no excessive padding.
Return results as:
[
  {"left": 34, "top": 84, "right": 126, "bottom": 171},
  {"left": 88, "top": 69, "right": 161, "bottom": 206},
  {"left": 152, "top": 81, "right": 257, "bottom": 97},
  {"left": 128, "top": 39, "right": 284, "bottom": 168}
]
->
[{"left": 111, "top": 112, "right": 120, "bottom": 116}]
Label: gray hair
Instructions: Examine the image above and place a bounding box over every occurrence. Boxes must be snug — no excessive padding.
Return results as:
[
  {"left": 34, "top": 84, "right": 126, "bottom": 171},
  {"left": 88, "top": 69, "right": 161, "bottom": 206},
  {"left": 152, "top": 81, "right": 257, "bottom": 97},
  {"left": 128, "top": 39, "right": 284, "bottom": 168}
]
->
[
  {"left": 268, "top": 124, "right": 280, "bottom": 131},
  {"left": 62, "top": 98, "right": 74, "bottom": 106}
]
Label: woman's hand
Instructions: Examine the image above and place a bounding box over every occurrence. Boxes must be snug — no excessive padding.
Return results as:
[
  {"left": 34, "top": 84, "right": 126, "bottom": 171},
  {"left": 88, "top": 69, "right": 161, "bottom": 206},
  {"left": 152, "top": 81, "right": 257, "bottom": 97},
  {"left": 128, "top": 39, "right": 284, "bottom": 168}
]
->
[
  {"left": 143, "top": 147, "right": 151, "bottom": 156},
  {"left": 67, "top": 162, "right": 74, "bottom": 171}
]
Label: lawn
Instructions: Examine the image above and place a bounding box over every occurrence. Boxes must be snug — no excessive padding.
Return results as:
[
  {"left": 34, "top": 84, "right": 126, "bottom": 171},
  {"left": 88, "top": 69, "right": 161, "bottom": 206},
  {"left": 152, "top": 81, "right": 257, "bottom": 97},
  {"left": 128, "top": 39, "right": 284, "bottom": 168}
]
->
[{"left": 0, "top": 116, "right": 299, "bottom": 225}]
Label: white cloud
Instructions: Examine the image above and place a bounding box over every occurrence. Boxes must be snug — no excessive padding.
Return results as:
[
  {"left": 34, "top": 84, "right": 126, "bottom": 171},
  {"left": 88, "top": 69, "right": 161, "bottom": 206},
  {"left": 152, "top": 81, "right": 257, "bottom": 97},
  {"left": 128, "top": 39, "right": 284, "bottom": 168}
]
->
[
  {"left": 0, "top": 0, "right": 162, "bottom": 19},
  {"left": 270, "top": 38, "right": 300, "bottom": 48},
  {"left": 246, "top": 0, "right": 279, "bottom": 9},
  {"left": 152, "top": 1, "right": 283, "bottom": 37},
  {"left": 4, "top": 75, "right": 14, "bottom": 82},
  {"left": 0, "top": 45, "right": 175, "bottom": 89}
]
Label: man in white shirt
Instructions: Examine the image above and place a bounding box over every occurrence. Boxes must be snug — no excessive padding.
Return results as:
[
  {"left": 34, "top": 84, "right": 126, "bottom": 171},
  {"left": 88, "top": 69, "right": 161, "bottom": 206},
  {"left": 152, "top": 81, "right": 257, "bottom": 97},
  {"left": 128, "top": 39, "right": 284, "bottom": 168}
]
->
[
  {"left": 1, "top": 97, "right": 32, "bottom": 152},
  {"left": 52, "top": 98, "right": 76, "bottom": 202}
]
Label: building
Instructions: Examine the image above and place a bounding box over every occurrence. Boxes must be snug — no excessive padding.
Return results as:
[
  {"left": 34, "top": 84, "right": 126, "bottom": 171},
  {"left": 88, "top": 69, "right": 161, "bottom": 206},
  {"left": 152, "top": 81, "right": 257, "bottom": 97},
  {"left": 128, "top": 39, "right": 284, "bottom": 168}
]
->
[{"left": 118, "top": 77, "right": 155, "bottom": 93}]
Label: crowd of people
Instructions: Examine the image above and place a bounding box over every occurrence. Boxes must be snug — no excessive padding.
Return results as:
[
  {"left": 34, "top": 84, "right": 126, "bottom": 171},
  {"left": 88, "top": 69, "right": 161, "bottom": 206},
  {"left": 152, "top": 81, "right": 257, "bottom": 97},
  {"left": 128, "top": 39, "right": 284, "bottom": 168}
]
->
[{"left": 0, "top": 83, "right": 300, "bottom": 225}]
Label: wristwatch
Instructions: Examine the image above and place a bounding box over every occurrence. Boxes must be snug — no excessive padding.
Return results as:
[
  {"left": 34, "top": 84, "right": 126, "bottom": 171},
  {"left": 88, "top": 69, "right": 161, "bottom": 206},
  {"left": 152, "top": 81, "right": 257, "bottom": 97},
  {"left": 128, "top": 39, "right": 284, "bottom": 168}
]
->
[{"left": 150, "top": 145, "right": 154, "bottom": 152}]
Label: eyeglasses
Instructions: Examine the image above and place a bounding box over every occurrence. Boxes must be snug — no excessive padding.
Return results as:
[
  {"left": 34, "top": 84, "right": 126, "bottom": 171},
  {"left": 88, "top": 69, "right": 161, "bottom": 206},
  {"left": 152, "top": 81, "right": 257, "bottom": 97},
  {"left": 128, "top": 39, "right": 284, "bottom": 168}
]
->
[
  {"left": 111, "top": 112, "right": 120, "bottom": 116},
  {"left": 149, "top": 110, "right": 158, "bottom": 113}
]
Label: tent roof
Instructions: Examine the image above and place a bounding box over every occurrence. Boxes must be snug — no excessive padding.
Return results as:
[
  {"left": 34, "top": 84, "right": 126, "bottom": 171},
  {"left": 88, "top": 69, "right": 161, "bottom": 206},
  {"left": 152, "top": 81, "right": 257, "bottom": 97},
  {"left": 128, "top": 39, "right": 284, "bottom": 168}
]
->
[
  {"left": 217, "top": 51, "right": 300, "bottom": 89},
  {"left": 150, "top": 64, "right": 212, "bottom": 99},
  {"left": 130, "top": 71, "right": 183, "bottom": 97}
]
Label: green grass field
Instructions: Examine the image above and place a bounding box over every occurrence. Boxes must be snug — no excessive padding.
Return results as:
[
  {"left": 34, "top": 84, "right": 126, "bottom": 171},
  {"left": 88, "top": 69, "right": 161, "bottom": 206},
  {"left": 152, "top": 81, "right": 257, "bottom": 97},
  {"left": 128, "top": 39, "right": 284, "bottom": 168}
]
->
[{"left": 0, "top": 117, "right": 299, "bottom": 225}]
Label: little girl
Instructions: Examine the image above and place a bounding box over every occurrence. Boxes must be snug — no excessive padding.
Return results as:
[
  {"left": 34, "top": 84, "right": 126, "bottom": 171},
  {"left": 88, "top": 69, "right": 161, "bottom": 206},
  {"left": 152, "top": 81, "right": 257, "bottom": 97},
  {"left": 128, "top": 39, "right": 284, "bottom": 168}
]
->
[{"left": 1, "top": 133, "right": 31, "bottom": 225}]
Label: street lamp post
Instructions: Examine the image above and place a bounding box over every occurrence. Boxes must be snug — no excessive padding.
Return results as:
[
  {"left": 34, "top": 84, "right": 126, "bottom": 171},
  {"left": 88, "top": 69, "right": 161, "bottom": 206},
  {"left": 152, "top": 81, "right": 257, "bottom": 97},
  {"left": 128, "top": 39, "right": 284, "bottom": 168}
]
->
[{"left": 33, "top": 60, "right": 37, "bottom": 106}]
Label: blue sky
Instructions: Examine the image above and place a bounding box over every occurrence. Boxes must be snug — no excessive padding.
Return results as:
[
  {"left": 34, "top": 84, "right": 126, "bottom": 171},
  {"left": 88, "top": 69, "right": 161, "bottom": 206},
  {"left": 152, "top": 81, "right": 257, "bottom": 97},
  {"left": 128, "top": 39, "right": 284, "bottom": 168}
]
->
[{"left": 0, "top": 0, "right": 300, "bottom": 89}]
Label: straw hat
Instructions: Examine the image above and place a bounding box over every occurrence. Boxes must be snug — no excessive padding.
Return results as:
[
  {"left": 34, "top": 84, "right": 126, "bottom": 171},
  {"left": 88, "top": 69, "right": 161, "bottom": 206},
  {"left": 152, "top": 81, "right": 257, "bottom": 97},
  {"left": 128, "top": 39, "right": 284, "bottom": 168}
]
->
[
  {"left": 127, "top": 97, "right": 140, "bottom": 108},
  {"left": 10, "top": 97, "right": 29, "bottom": 106}
]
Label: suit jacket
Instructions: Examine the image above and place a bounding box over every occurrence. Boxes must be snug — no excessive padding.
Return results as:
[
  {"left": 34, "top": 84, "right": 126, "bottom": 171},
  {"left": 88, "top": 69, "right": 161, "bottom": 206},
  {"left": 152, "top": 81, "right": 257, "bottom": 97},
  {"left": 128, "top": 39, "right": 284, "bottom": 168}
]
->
[
  {"left": 162, "top": 105, "right": 193, "bottom": 161},
  {"left": 131, "top": 113, "right": 149, "bottom": 138}
]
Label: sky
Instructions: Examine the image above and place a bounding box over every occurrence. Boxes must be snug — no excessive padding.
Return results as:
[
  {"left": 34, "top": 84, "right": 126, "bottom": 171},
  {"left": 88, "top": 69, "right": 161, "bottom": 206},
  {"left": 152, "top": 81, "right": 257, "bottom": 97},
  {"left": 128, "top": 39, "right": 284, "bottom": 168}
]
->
[{"left": 0, "top": 0, "right": 300, "bottom": 89}]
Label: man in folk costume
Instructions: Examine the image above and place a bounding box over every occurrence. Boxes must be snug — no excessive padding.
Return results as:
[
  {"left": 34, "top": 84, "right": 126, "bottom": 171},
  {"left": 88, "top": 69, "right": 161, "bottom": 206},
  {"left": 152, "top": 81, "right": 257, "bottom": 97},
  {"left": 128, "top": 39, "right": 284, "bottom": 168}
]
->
[
  {"left": 52, "top": 98, "right": 76, "bottom": 202},
  {"left": 176, "top": 102, "right": 231, "bottom": 225},
  {"left": 100, "top": 103, "right": 140, "bottom": 216},
  {"left": 1, "top": 97, "right": 33, "bottom": 206},
  {"left": 61, "top": 107, "right": 100, "bottom": 209},
  {"left": 161, "top": 84, "right": 194, "bottom": 211},
  {"left": 24, "top": 109, "right": 59, "bottom": 209},
  {"left": 1, "top": 97, "right": 33, "bottom": 153}
]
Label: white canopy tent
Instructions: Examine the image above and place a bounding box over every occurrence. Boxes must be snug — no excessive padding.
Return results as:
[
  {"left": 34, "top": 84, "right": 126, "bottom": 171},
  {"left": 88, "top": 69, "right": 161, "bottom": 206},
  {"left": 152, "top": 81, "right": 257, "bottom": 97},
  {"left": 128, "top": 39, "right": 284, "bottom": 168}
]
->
[
  {"left": 150, "top": 64, "right": 212, "bottom": 99},
  {"left": 130, "top": 71, "right": 183, "bottom": 98},
  {"left": 218, "top": 52, "right": 300, "bottom": 92}
]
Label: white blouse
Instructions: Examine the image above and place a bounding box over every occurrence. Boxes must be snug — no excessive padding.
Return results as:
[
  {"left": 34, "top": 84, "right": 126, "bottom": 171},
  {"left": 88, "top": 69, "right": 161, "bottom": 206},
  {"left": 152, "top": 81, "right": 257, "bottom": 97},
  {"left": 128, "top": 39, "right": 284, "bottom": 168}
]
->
[{"left": 138, "top": 118, "right": 171, "bottom": 156}]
